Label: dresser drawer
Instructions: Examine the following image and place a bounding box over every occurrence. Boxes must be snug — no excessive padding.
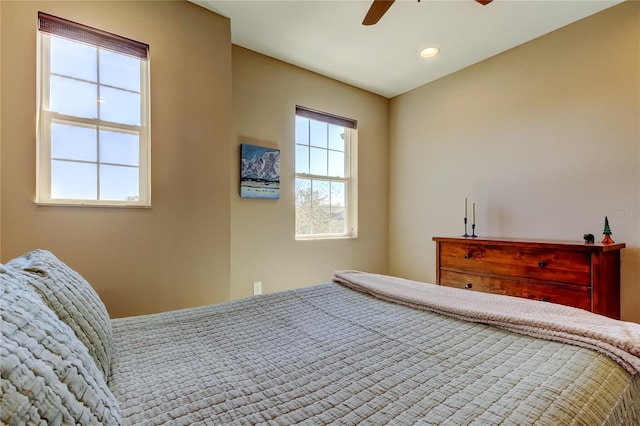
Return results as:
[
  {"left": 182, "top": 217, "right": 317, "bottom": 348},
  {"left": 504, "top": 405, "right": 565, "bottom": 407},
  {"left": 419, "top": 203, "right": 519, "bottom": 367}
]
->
[
  {"left": 439, "top": 270, "right": 591, "bottom": 311},
  {"left": 439, "top": 242, "right": 591, "bottom": 286},
  {"left": 433, "top": 237, "right": 624, "bottom": 319}
]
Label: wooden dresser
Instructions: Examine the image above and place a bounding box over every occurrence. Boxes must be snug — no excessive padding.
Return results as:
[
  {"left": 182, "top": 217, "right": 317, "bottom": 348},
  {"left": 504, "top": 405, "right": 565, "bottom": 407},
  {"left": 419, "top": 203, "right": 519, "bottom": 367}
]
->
[{"left": 432, "top": 237, "right": 625, "bottom": 319}]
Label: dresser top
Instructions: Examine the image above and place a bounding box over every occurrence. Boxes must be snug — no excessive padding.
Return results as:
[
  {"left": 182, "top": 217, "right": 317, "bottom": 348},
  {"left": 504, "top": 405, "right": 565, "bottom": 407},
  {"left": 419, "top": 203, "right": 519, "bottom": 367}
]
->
[{"left": 432, "top": 236, "right": 626, "bottom": 252}]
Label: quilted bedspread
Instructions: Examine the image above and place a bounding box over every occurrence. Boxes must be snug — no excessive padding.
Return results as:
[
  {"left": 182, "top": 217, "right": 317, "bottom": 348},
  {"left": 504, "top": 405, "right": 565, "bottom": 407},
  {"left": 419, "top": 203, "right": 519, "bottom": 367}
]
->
[{"left": 109, "top": 282, "right": 640, "bottom": 425}]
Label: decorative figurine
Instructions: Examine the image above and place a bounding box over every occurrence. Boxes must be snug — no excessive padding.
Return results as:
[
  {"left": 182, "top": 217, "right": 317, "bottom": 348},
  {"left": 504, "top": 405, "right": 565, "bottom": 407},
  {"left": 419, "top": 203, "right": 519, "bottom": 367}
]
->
[
  {"left": 601, "top": 216, "right": 614, "bottom": 244},
  {"left": 583, "top": 234, "right": 595, "bottom": 244}
]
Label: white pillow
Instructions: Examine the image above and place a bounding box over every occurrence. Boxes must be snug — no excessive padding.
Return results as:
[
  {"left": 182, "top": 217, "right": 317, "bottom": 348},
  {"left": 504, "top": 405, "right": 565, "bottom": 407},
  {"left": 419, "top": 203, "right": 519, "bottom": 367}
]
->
[
  {"left": 6, "top": 250, "right": 113, "bottom": 380},
  {"left": 0, "top": 266, "right": 122, "bottom": 425}
]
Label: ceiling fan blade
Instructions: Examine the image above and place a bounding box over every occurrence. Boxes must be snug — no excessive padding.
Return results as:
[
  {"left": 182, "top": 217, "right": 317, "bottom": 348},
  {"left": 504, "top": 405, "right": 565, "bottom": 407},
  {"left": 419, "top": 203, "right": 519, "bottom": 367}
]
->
[
  {"left": 475, "top": 0, "right": 493, "bottom": 5},
  {"left": 362, "top": 0, "right": 395, "bottom": 26}
]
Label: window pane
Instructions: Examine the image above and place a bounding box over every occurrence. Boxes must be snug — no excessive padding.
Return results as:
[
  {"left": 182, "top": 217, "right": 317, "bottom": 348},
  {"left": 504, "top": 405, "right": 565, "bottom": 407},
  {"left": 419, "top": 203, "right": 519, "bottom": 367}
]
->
[
  {"left": 312, "top": 180, "right": 330, "bottom": 233},
  {"left": 100, "top": 165, "right": 139, "bottom": 201},
  {"left": 51, "top": 123, "right": 96, "bottom": 162},
  {"left": 295, "top": 178, "right": 312, "bottom": 235},
  {"left": 100, "top": 130, "right": 139, "bottom": 166},
  {"left": 330, "top": 181, "right": 346, "bottom": 207},
  {"left": 330, "top": 207, "right": 346, "bottom": 234},
  {"left": 50, "top": 36, "right": 97, "bottom": 82},
  {"left": 295, "top": 116, "right": 309, "bottom": 145},
  {"left": 100, "top": 49, "right": 140, "bottom": 92},
  {"left": 51, "top": 160, "right": 97, "bottom": 199},
  {"left": 309, "top": 120, "right": 327, "bottom": 148},
  {"left": 100, "top": 86, "right": 140, "bottom": 125},
  {"left": 295, "top": 144, "right": 309, "bottom": 174},
  {"left": 312, "top": 180, "right": 330, "bottom": 206},
  {"left": 50, "top": 75, "right": 97, "bottom": 118},
  {"left": 328, "top": 151, "right": 345, "bottom": 178},
  {"left": 330, "top": 182, "right": 346, "bottom": 234},
  {"left": 328, "top": 124, "right": 345, "bottom": 151},
  {"left": 310, "top": 147, "right": 327, "bottom": 176}
]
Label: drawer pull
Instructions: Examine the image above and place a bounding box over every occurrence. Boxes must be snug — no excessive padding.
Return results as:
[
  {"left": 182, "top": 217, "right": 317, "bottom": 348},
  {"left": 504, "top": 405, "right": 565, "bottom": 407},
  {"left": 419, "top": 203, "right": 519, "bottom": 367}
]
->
[
  {"left": 464, "top": 252, "right": 472, "bottom": 259},
  {"left": 537, "top": 261, "right": 546, "bottom": 268},
  {"left": 464, "top": 283, "right": 472, "bottom": 289}
]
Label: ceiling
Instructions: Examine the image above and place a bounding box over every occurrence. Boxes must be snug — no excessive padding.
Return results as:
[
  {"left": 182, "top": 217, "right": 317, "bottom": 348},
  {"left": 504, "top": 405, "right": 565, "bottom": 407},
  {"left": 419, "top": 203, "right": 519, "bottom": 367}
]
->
[{"left": 192, "top": 0, "right": 624, "bottom": 98}]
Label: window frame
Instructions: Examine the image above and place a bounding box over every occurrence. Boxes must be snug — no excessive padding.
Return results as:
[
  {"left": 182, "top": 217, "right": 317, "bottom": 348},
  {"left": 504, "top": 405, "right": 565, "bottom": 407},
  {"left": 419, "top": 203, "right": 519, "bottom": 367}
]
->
[
  {"left": 294, "top": 106, "right": 358, "bottom": 240},
  {"left": 35, "top": 12, "right": 151, "bottom": 207}
]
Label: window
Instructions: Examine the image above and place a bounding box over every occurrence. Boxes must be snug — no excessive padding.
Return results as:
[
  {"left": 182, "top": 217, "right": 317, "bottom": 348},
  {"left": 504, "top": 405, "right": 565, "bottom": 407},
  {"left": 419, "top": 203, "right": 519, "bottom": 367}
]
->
[
  {"left": 36, "top": 12, "right": 150, "bottom": 206},
  {"left": 295, "top": 106, "right": 357, "bottom": 239}
]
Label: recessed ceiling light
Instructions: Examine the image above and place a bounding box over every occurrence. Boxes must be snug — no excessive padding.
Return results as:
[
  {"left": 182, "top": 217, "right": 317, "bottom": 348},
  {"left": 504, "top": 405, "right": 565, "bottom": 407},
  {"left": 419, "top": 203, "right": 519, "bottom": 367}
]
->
[{"left": 420, "top": 46, "right": 440, "bottom": 58}]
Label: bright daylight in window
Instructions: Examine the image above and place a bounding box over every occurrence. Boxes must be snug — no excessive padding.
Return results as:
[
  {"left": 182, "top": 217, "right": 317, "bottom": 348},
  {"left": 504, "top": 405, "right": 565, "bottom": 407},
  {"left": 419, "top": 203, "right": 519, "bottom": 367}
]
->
[
  {"left": 36, "top": 13, "right": 150, "bottom": 206},
  {"left": 295, "top": 107, "right": 357, "bottom": 239}
]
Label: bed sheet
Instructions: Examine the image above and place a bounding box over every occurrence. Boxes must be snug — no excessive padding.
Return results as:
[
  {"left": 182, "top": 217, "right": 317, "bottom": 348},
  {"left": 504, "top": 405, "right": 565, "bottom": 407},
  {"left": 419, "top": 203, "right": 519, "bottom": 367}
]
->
[{"left": 109, "top": 283, "right": 640, "bottom": 425}]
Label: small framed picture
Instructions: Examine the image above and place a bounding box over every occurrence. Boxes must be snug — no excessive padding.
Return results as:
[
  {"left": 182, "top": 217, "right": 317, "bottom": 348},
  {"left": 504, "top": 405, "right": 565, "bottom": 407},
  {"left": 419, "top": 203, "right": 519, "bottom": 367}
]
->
[{"left": 240, "top": 144, "right": 280, "bottom": 199}]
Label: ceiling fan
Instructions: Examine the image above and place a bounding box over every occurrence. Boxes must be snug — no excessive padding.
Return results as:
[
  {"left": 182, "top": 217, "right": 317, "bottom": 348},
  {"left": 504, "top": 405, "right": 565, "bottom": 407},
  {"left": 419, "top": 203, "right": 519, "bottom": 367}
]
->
[{"left": 362, "top": 0, "right": 493, "bottom": 26}]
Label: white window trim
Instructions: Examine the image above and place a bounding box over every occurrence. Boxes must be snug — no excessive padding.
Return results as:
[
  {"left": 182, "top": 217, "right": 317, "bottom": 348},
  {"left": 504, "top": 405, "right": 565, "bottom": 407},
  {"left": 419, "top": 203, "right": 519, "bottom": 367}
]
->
[
  {"left": 295, "top": 109, "right": 358, "bottom": 240},
  {"left": 35, "top": 18, "right": 151, "bottom": 208}
]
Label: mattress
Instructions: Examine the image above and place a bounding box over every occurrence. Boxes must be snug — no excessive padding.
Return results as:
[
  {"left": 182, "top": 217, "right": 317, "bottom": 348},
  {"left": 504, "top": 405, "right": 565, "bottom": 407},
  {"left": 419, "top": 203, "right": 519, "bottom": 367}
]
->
[{"left": 109, "top": 282, "right": 640, "bottom": 425}]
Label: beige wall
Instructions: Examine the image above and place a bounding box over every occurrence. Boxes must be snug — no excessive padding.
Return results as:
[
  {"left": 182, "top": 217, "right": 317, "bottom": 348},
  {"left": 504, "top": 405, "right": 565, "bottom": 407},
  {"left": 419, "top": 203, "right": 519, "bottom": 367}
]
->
[
  {"left": 0, "top": 1, "right": 232, "bottom": 318},
  {"left": 389, "top": 1, "right": 640, "bottom": 322},
  {"left": 230, "top": 46, "right": 389, "bottom": 299}
]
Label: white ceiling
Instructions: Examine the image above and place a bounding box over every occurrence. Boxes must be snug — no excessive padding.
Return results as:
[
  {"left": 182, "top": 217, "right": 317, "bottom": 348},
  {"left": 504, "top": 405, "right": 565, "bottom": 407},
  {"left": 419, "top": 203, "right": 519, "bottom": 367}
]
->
[{"left": 192, "top": 0, "right": 624, "bottom": 98}]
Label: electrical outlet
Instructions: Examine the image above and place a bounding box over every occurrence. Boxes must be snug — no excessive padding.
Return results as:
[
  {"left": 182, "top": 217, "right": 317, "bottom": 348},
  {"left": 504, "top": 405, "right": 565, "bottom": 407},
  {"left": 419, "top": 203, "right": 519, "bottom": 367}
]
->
[{"left": 253, "top": 281, "right": 262, "bottom": 295}]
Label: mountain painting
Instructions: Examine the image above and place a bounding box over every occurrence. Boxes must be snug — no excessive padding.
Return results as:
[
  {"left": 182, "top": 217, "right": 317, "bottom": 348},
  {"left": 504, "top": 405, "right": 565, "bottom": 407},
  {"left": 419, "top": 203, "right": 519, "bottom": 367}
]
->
[{"left": 240, "top": 144, "right": 280, "bottom": 199}]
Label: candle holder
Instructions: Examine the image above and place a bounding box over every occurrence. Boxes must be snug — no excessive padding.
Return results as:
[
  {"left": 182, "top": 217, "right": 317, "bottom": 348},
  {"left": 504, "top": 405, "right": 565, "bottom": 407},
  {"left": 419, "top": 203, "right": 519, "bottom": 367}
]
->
[
  {"left": 471, "top": 224, "right": 477, "bottom": 238},
  {"left": 462, "top": 217, "right": 469, "bottom": 237}
]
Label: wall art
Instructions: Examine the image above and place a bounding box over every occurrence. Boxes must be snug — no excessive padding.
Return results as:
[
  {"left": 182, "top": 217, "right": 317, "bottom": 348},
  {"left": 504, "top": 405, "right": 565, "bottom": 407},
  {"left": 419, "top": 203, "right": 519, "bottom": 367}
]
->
[{"left": 240, "top": 144, "right": 280, "bottom": 199}]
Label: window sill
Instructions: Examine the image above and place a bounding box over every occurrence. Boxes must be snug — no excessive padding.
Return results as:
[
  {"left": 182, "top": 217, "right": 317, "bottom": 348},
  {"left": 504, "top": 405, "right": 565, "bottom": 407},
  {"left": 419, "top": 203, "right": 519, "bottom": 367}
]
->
[
  {"left": 295, "top": 234, "right": 358, "bottom": 241},
  {"left": 35, "top": 200, "right": 151, "bottom": 208}
]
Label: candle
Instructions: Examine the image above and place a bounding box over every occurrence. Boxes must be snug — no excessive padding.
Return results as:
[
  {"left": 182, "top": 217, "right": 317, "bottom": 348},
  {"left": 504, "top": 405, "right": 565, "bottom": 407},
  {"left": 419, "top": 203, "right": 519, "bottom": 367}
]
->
[
  {"left": 472, "top": 202, "right": 476, "bottom": 225},
  {"left": 464, "top": 197, "right": 468, "bottom": 220}
]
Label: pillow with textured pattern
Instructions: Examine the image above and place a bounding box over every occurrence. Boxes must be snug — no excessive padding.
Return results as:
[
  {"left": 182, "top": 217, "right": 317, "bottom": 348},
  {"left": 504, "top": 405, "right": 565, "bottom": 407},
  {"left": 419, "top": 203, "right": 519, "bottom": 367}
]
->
[
  {"left": 0, "top": 265, "right": 121, "bottom": 425},
  {"left": 6, "top": 249, "right": 113, "bottom": 380}
]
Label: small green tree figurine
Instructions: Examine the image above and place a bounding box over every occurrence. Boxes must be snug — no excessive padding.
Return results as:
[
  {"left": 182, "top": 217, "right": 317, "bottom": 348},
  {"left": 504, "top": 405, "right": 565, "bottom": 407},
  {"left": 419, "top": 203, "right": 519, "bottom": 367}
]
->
[{"left": 602, "top": 216, "right": 614, "bottom": 244}]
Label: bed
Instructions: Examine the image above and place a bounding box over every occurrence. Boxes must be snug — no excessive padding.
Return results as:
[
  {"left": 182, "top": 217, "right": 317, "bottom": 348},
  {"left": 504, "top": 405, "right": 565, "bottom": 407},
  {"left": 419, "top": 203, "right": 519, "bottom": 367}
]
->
[{"left": 2, "top": 250, "right": 639, "bottom": 425}]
